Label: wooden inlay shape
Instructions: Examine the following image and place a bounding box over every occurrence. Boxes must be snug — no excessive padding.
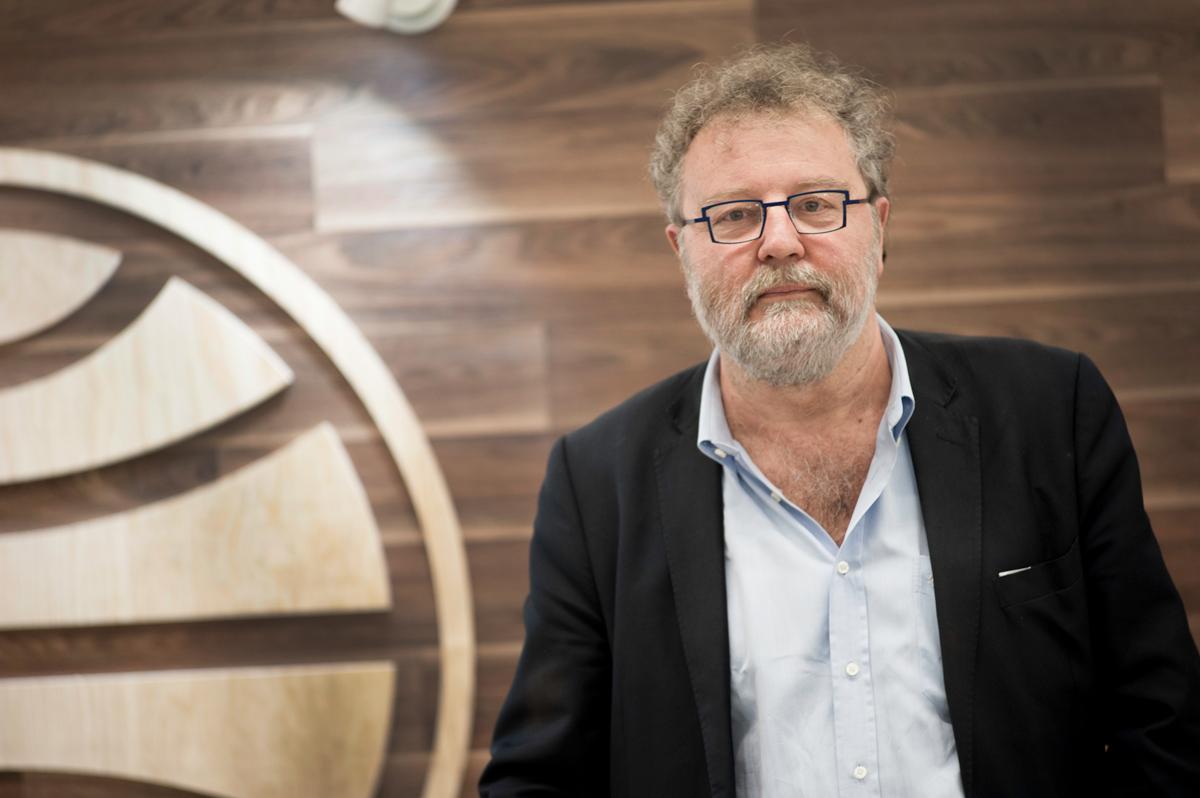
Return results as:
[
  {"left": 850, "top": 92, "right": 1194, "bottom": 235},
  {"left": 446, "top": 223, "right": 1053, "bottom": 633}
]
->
[
  {"left": 0, "top": 423, "right": 390, "bottom": 629},
  {"left": 0, "top": 276, "right": 293, "bottom": 485},
  {"left": 0, "top": 228, "right": 121, "bottom": 345},
  {"left": 0, "top": 662, "right": 395, "bottom": 798}
]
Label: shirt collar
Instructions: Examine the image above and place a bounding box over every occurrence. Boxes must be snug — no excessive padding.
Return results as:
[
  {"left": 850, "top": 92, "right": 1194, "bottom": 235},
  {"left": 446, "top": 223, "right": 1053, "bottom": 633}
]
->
[{"left": 697, "top": 314, "right": 916, "bottom": 460}]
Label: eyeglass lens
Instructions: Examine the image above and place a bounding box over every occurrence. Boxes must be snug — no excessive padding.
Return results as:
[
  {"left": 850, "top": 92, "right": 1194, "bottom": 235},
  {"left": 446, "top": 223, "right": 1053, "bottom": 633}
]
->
[{"left": 706, "top": 191, "right": 845, "bottom": 243}]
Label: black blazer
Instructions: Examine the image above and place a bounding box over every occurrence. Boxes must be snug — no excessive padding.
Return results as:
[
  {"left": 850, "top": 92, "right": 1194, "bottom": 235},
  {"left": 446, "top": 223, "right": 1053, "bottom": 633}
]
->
[{"left": 480, "top": 330, "right": 1200, "bottom": 797}]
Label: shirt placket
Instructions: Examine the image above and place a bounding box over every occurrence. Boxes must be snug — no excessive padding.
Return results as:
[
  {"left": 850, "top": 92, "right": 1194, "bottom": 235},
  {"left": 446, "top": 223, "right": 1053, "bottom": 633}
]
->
[{"left": 828, "top": 522, "right": 881, "bottom": 796}]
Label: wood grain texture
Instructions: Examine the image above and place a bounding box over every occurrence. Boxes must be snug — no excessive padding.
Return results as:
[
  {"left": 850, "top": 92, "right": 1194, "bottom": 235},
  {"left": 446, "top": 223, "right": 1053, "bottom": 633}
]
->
[
  {"left": 1156, "top": 509, "right": 1200, "bottom": 613},
  {"left": 0, "top": 662, "right": 394, "bottom": 798},
  {"left": 879, "top": 292, "right": 1200, "bottom": 397},
  {"left": 273, "top": 215, "right": 691, "bottom": 325},
  {"left": 0, "top": 0, "right": 339, "bottom": 39},
  {"left": 0, "top": 423, "right": 390, "bottom": 629},
  {"left": 0, "top": 276, "right": 293, "bottom": 485},
  {"left": 1163, "top": 65, "right": 1200, "bottom": 183},
  {"left": 0, "top": 146, "right": 474, "bottom": 798},
  {"left": 0, "top": 1, "right": 752, "bottom": 143},
  {"left": 314, "top": 107, "right": 665, "bottom": 232},
  {"left": 0, "top": 229, "right": 120, "bottom": 344},
  {"left": 890, "top": 81, "right": 1163, "bottom": 195},
  {"left": 883, "top": 184, "right": 1200, "bottom": 292},
  {"left": 757, "top": 0, "right": 1200, "bottom": 87},
  {"left": 312, "top": 0, "right": 753, "bottom": 232},
  {"left": 8, "top": 136, "right": 316, "bottom": 238}
]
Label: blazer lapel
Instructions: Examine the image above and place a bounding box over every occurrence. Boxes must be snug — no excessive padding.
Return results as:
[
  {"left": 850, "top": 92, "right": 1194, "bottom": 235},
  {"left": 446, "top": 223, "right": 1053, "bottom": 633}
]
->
[
  {"left": 653, "top": 373, "right": 735, "bottom": 798},
  {"left": 900, "top": 332, "right": 982, "bottom": 798}
]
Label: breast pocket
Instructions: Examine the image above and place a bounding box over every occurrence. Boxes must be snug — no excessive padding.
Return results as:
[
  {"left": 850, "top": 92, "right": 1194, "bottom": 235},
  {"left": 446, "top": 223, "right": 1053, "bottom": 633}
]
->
[{"left": 993, "top": 536, "right": 1081, "bottom": 608}]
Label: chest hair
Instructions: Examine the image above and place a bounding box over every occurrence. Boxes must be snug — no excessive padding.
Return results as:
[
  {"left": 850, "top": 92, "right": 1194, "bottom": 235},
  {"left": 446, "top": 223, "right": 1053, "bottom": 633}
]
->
[{"left": 741, "top": 429, "right": 877, "bottom": 546}]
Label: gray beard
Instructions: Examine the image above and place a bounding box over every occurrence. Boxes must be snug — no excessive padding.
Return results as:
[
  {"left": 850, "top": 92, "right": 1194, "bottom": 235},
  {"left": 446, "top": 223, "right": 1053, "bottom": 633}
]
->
[{"left": 684, "top": 251, "right": 877, "bottom": 387}]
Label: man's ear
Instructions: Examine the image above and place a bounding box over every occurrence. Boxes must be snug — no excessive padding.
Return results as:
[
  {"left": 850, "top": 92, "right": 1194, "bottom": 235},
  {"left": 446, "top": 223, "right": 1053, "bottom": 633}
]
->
[
  {"left": 666, "top": 223, "right": 682, "bottom": 256},
  {"left": 873, "top": 196, "right": 890, "bottom": 275},
  {"left": 874, "top": 196, "right": 890, "bottom": 229}
]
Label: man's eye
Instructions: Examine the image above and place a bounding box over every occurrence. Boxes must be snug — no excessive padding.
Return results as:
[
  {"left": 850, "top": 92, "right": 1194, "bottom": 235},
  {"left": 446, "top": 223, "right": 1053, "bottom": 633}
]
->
[
  {"left": 711, "top": 206, "right": 755, "bottom": 226},
  {"left": 800, "top": 199, "right": 827, "bottom": 213}
]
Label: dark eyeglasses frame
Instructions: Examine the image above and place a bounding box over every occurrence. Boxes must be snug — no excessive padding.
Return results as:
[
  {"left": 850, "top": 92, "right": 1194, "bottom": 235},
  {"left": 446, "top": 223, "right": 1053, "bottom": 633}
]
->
[{"left": 685, "top": 189, "right": 871, "bottom": 245}]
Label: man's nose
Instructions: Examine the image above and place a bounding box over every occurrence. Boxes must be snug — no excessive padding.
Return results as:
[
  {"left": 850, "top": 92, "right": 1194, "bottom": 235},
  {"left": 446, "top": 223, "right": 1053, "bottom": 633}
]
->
[{"left": 756, "top": 204, "right": 806, "bottom": 263}]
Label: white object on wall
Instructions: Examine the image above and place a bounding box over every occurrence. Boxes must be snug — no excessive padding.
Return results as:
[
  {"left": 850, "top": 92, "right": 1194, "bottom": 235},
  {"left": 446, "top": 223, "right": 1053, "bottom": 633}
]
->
[
  {"left": 0, "top": 228, "right": 121, "bottom": 345},
  {"left": 336, "top": 0, "right": 458, "bottom": 34}
]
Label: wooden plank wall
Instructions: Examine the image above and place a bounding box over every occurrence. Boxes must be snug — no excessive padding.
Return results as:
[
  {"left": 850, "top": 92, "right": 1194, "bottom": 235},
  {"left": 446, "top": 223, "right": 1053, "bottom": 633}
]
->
[{"left": 0, "top": 1, "right": 1197, "bottom": 795}]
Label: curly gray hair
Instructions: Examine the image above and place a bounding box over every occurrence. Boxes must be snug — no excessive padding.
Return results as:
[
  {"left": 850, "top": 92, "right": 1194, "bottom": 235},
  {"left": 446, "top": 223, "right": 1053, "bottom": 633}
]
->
[{"left": 649, "top": 43, "right": 895, "bottom": 225}]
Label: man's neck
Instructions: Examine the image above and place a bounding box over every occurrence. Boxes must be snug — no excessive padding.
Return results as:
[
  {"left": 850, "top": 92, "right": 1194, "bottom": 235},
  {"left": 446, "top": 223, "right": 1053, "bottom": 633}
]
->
[{"left": 719, "top": 317, "right": 892, "bottom": 441}]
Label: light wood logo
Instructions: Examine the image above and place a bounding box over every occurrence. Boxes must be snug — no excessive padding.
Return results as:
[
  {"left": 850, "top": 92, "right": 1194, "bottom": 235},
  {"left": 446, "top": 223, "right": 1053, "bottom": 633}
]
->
[{"left": 0, "top": 148, "right": 474, "bottom": 798}]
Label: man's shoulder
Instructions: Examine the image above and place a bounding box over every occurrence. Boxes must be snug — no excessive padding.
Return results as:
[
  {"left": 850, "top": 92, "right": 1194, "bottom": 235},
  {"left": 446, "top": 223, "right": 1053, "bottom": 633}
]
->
[
  {"left": 898, "top": 327, "right": 1079, "bottom": 362},
  {"left": 897, "top": 328, "right": 1084, "bottom": 385}
]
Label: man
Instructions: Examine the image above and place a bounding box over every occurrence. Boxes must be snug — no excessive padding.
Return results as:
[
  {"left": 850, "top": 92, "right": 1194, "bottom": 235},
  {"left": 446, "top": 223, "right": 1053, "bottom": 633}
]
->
[{"left": 479, "top": 44, "right": 1200, "bottom": 797}]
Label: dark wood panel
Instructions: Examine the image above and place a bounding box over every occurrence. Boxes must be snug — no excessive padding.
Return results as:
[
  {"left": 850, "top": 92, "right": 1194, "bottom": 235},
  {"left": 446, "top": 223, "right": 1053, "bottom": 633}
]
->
[
  {"left": 274, "top": 216, "right": 691, "bottom": 326},
  {"left": 314, "top": 107, "right": 664, "bottom": 233},
  {"left": 0, "top": 0, "right": 337, "bottom": 39},
  {"left": 0, "top": 136, "right": 313, "bottom": 236},
  {"left": 881, "top": 291, "right": 1200, "bottom": 396},
  {"left": 549, "top": 320, "right": 711, "bottom": 428},
  {"left": 0, "top": 773, "right": 197, "bottom": 798},
  {"left": 1163, "top": 66, "right": 1200, "bottom": 183},
  {"left": 0, "top": 0, "right": 751, "bottom": 143},
  {"left": 1154, "top": 508, "right": 1200, "bottom": 612},
  {"left": 885, "top": 183, "right": 1200, "bottom": 292},
  {"left": 433, "top": 433, "right": 556, "bottom": 534},
  {"left": 1124, "top": 399, "right": 1200, "bottom": 502},
  {"left": 891, "top": 82, "right": 1163, "bottom": 194},
  {"left": 757, "top": 0, "right": 1200, "bottom": 87},
  {"left": 0, "top": 188, "right": 211, "bottom": 256}
]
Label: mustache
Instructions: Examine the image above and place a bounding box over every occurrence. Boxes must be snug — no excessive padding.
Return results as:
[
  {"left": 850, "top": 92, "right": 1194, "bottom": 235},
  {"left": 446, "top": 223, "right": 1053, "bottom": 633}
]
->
[{"left": 740, "top": 263, "right": 834, "bottom": 314}]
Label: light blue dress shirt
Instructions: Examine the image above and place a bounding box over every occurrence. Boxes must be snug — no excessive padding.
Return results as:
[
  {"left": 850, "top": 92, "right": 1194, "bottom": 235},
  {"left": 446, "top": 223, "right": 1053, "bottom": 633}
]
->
[{"left": 697, "top": 316, "right": 965, "bottom": 798}]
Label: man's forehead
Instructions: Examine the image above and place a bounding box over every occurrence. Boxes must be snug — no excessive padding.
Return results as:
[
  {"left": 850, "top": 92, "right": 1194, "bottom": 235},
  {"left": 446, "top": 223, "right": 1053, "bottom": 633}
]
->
[
  {"left": 681, "top": 109, "right": 860, "bottom": 200},
  {"left": 698, "top": 108, "right": 844, "bottom": 148}
]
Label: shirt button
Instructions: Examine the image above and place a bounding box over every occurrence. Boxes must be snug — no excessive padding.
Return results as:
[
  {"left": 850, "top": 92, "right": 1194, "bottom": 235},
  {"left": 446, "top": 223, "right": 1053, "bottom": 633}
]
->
[
  {"left": 836, "top": 561, "right": 850, "bottom": 575},
  {"left": 714, "top": 448, "right": 727, "bottom": 459},
  {"left": 845, "top": 662, "right": 860, "bottom": 677},
  {"left": 853, "top": 765, "right": 868, "bottom": 780},
  {"left": 770, "top": 490, "right": 782, "bottom": 503}
]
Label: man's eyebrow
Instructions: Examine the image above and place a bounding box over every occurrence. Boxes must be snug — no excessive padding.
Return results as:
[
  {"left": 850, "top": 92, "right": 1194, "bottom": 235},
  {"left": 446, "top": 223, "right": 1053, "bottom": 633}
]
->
[{"left": 699, "top": 177, "right": 852, "bottom": 207}]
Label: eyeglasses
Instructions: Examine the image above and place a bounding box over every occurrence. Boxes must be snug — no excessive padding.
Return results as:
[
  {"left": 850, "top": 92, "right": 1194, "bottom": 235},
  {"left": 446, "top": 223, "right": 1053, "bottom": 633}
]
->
[{"left": 685, "top": 189, "right": 870, "bottom": 244}]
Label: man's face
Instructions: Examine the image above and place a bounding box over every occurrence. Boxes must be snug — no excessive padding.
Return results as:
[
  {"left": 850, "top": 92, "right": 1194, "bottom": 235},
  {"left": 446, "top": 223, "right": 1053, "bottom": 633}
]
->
[{"left": 666, "top": 111, "right": 890, "bottom": 386}]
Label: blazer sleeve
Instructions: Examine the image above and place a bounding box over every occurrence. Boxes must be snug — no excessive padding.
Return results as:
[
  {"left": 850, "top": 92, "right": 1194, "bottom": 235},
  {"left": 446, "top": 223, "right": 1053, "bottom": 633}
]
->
[
  {"left": 1075, "top": 354, "right": 1200, "bottom": 794},
  {"left": 479, "top": 436, "right": 612, "bottom": 797}
]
